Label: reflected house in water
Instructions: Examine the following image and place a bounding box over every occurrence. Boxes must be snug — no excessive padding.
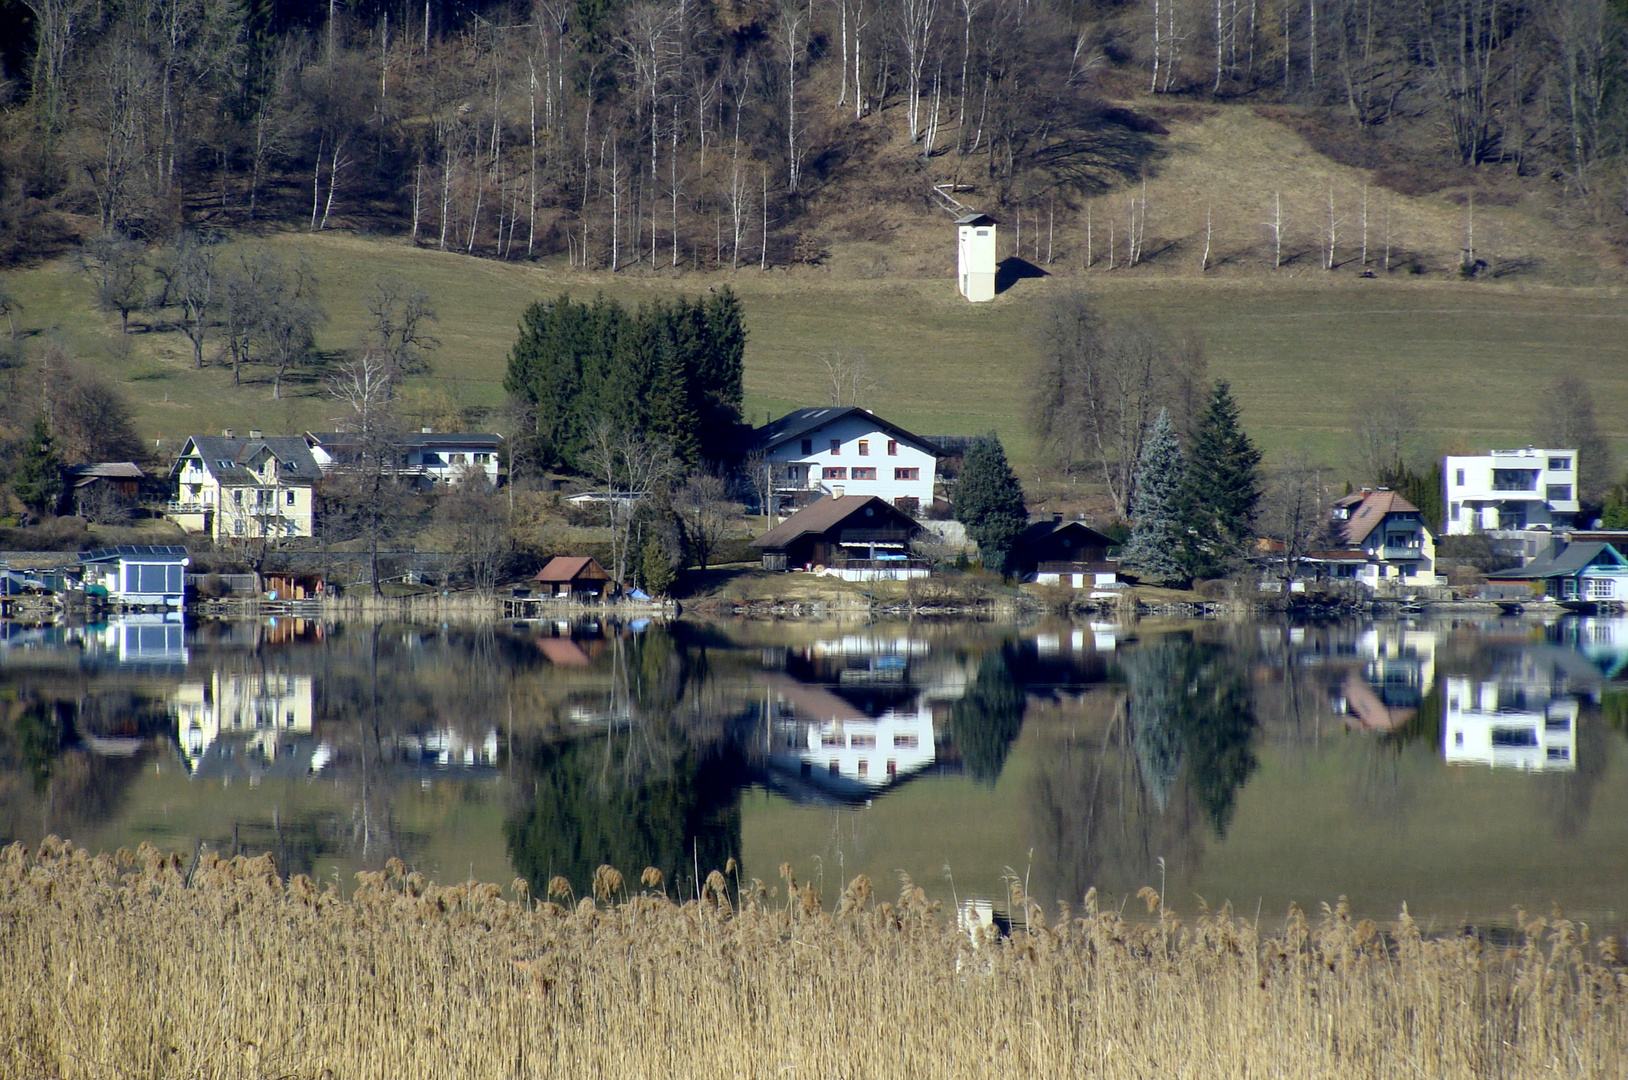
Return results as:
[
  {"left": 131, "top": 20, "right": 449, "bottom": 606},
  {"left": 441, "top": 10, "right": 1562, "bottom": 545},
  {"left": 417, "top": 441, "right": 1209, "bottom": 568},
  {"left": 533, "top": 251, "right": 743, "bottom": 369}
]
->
[
  {"left": 386, "top": 727, "right": 501, "bottom": 771},
  {"left": 1558, "top": 617, "right": 1628, "bottom": 678},
  {"left": 758, "top": 673, "right": 938, "bottom": 802},
  {"left": 1331, "top": 625, "right": 1438, "bottom": 731},
  {"left": 73, "top": 614, "right": 189, "bottom": 667},
  {"left": 1443, "top": 674, "right": 1578, "bottom": 772},
  {"left": 172, "top": 670, "right": 316, "bottom": 777}
]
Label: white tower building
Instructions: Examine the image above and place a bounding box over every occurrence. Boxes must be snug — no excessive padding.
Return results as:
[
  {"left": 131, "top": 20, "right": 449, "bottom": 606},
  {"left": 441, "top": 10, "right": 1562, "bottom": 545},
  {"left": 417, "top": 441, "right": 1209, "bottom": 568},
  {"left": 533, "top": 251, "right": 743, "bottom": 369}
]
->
[{"left": 955, "top": 213, "right": 998, "bottom": 302}]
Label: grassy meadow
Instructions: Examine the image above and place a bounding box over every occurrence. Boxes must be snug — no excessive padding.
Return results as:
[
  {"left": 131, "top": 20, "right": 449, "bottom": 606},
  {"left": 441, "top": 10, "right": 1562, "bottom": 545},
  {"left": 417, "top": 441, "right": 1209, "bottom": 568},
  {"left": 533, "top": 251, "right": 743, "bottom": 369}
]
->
[
  {"left": 5, "top": 229, "right": 1627, "bottom": 478},
  {"left": 2, "top": 839, "right": 1625, "bottom": 1080}
]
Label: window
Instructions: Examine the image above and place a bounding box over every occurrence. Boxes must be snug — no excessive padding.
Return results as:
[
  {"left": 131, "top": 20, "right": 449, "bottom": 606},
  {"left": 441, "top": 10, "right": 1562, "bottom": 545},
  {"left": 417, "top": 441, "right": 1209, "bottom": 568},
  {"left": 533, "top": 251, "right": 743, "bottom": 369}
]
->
[
  {"left": 1546, "top": 484, "right": 1573, "bottom": 502},
  {"left": 285, "top": 490, "right": 296, "bottom": 506},
  {"left": 858, "top": 440, "right": 869, "bottom": 456},
  {"left": 1451, "top": 501, "right": 1461, "bottom": 518},
  {"left": 233, "top": 490, "right": 243, "bottom": 507},
  {"left": 452, "top": 453, "right": 468, "bottom": 465},
  {"left": 850, "top": 467, "right": 876, "bottom": 480},
  {"left": 821, "top": 731, "right": 842, "bottom": 747},
  {"left": 893, "top": 733, "right": 918, "bottom": 748},
  {"left": 1455, "top": 468, "right": 1465, "bottom": 486},
  {"left": 1548, "top": 456, "right": 1571, "bottom": 471},
  {"left": 475, "top": 453, "right": 490, "bottom": 464},
  {"left": 830, "top": 439, "right": 841, "bottom": 455},
  {"left": 1547, "top": 746, "right": 1570, "bottom": 761},
  {"left": 1492, "top": 469, "right": 1539, "bottom": 491},
  {"left": 829, "top": 761, "right": 840, "bottom": 776},
  {"left": 856, "top": 760, "right": 869, "bottom": 777},
  {"left": 849, "top": 733, "right": 876, "bottom": 748},
  {"left": 822, "top": 467, "right": 847, "bottom": 480},
  {"left": 895, "top": 468, "right": 919, "bottom": 481},
  {"left": 1586, "top": 577, "right": 1616, "bottom": 599},
  {"left": 887, "top": 440, "right": 898, "bottom": 455},
  {"left": 801, "top": 438, "right": 813, "bottom": 455},
  {"left": 976, "top": 228, "right": 989, "bottom": 236}
]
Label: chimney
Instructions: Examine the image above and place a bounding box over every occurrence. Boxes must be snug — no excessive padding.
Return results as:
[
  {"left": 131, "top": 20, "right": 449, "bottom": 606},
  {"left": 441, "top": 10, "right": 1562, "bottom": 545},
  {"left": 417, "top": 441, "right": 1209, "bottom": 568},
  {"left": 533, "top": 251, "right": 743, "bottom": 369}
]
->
[
  {"left": 248, "top": 429, "right": 263, "bottom": 440},
  {"left": 1052, "top": 513, "right": 1063, "bottom": 524},
  {"left": 832, "top": 485, "right": 845, "bottom": 498},
  {"left": 223, "top": 428, "right": 234, "bottom": 438},
  {"left": 422, "top": 426, "right": 433, "bottom": 434}
]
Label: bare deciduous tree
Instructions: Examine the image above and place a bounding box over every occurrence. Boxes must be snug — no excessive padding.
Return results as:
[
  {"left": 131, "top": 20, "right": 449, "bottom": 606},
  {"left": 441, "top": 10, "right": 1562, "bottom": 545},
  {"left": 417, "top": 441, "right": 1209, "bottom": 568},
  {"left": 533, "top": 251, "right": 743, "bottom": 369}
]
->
[
  {"left": 820, "top": 350, "right": 877, "bottom": 407},
  {"left": 1348, "top": 385, "right": 1422, "bottom": 483},
  {"left": 1258, "top": 452, "right": 1330, "bottom": 585},
  {"left": 78, "top": 234, "right": 147, "bottom": 335},
  {"left": 152, "top": 232, "right": 219, "bottom": 369},
  {"left": 672, "top": 472, "right": 739, "bottom": 570},
  {"left": 1533, "top": 372, "right": 1611, "bottom": 499},
  {"left": 583, "top": 423, "right": 680, "bottom": 586},
  {"left": 366, "top": 278, "right": 440, "bottom": 376}
]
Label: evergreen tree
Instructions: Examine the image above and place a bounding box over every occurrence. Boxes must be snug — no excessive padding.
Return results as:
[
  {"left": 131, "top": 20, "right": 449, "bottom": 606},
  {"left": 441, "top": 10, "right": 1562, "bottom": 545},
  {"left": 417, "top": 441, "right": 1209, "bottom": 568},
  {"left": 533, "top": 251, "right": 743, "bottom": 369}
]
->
[
  {"left": 13, "top": 416, "right": 62, "bottom": 515},
  {"left": 949, "top": 648, "right": 1027, "bottom": 784},
  {"left": 1180, "top": 382, "right": 1262, "bottom": 580},
  {"left": 1119, "top": 408, "right": 1188, "bottom": 584},
  {"left": 953, "top": 434, "right": 1028, "bottom": 574},
  {"left": 1379, "top": 460, "right": 1445, "bottom": 532}
]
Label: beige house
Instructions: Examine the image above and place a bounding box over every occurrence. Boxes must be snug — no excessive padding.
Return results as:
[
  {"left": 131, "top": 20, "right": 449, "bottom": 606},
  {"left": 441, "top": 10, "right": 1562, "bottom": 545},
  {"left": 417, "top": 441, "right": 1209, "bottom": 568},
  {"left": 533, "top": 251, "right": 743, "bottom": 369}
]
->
[{"left": 167, "top": 432, "right": 319, "bottom": 542}]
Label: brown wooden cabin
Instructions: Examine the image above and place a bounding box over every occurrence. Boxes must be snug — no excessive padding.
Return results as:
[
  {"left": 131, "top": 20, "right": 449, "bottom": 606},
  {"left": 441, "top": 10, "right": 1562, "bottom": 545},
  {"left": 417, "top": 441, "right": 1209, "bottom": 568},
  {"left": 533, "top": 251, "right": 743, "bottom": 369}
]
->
[
  {"left": 1012, "top": 516, "right": 1118, "bottom": 583},
  {"left": 533, "top": 556, "right": 614, "bottom": 598},
  {"left": 752, "top": 495, "right": 920, "bottom": 571},
  {"left": 263, "top": 571, "right": 329, "bottom": 600}
]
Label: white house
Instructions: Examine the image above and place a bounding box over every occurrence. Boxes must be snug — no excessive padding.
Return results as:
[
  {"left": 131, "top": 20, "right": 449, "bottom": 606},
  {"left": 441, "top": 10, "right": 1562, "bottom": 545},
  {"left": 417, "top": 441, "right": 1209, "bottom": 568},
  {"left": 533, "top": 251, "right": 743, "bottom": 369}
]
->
[
  {"left": 168, "top": 432, "right": 319, "bottom": 541},
  {"left": 751, "top": 407, "right": 939, "bottom": 513},
  {"left": 172, "top": 670, "right": 315, "bottom": 775},
  {"left": 955, "top": 212, "right": 998, "bottom": 302},
  {"left": 1444, "top": 447, "right": 1579, "bottom": 537},
  {"left": 305, "top": 429, "right": 503, "bottom": 486},
  {"left": 78, "top": 545, "right": 190, "bottom": 607},
  {"left": 1443, "top": 674, "right": 1577, "bottom": 772}
]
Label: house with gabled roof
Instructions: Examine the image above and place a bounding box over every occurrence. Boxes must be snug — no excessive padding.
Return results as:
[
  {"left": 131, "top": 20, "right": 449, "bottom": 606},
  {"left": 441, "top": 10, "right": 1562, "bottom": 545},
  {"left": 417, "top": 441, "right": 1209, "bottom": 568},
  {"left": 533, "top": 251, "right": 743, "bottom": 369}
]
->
[
  {"left": 532, "top": 556, "right": 614, "bottom": 599},
  {"left": 1485, "top": 541, "right": 1628, "bottom": 604},
  {"left": 1012, "top": 516, "right": 1119, "bottom": 587},
  {"left": 167, "top": 431, "right": 319, "bottom": 541},
  {"left": 1325, "top": 488, "right": 1439, "bottom": 589},
  {"left": 752, "top": 494, "right": 924, "bottom": 580},
  {"left": 750, "top": 407, "right": 938, "bottom": 514}
]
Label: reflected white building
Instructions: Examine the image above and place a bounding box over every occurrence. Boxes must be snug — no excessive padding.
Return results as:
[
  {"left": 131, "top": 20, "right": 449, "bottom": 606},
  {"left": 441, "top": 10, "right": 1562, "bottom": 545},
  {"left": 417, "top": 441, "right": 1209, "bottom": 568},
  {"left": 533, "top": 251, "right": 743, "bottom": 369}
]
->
[
  {"left": 759, "top": 673, "right": 938, "bottom": 800},
  {"left": 1330, "top": 625, "right": 1438, "bottom": 730},
  {"left": 390, "top": 727, "right": 501, "bottom": 769},
  {"left": 172, "top": 671, "right": 315, "bottom": 774},
  {"left": 1443, "top": 674, "right": 1577, "bottom": 772},
  {"left": 76, "top": 614, "right": 188, "bottom": 666}
]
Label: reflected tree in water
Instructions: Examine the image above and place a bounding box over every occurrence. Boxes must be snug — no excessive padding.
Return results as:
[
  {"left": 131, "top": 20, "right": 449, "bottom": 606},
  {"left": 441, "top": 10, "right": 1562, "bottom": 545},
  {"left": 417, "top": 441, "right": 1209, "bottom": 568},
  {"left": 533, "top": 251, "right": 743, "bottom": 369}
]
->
[
  {"left": 1123, "top": 636, "right": 1260, "bottom": 836},
  {"left": 506, "top": 737, "right": 742, "bottom": 902},
  {"left": 950, "top": 647, "right": 1028, "bottom": 784}
]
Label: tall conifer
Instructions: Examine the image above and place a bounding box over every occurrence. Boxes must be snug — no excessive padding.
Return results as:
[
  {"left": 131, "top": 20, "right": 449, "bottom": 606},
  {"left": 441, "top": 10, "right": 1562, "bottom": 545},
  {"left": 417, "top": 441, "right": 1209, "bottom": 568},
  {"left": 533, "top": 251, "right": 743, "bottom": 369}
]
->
[
  {"left": 1120, "top": 408, "right": 1188, "bottom": 584},
  {"left": 953, "top": 434, "right": 1028, "bottom": 574},
  {"left": 14, "top": 416, "right": 62, "bottom": 515},
  {"left": 1180, "top": 382, "right": 1261, "bottom": 580}
]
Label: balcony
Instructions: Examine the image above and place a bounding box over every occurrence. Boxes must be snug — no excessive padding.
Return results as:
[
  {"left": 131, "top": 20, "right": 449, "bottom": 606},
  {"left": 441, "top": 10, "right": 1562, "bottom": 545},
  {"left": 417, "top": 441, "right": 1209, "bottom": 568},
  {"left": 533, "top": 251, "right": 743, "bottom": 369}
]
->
[
  {"left": 167, "top": 501, "right": 212, "bottom": 515},
  {"left": 1378, "top": 545, "right": 1424, "bottom": 561}
]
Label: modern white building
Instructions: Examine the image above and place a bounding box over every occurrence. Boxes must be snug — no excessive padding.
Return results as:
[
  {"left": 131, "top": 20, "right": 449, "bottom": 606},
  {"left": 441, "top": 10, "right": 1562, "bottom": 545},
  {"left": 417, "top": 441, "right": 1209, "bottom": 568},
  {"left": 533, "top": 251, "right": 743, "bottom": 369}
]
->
[
  {"left": 306, "top": 429, "right": 503, "bottom": 486},
  {"left": 1442, "top": 674, "right": 1577, "bottom": 772},
  {"left": 78, "top": 545, "right": 191, "bottom": 607},
  {"left": 751, "top": 407, "right": 939, "bottom": 513},
  {"left": 955, "top": 212, "right": 998, "bottom": 302},
  {"left": 1444, "top": 448, "right": 1579, "bottom": 536}
]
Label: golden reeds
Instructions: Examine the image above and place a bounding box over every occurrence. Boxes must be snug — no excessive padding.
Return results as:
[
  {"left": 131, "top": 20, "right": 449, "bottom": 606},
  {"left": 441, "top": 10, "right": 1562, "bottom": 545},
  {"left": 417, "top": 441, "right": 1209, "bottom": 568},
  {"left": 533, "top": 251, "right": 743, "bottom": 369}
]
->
[{"left": 2, "top": 838, "right": 1625, "bottom": 1080}]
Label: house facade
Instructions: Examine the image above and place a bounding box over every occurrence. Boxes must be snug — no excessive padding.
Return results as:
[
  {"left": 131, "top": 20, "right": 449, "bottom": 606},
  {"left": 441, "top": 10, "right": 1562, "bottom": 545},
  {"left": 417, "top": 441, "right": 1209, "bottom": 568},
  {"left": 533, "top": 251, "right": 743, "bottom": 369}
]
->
[
  {"left": 1013, "top": 517, "right": 1118, "bottom": 587},
  {"left": 752, "top": 494, "right": 925, "bottom": 580},
  {"left": 168, "top": 433, "right": 319, "bottom": 541},
  {"left": 1327, "top": 489, "right": 1440, "bottom": 588},
  {"left": 78, "top": 545, "right": 190, "bottom": 607},
  {"left": 1444, "top": 448, "right": 1579, "bottom": 537},
  {"left": 1486, "top": 541, "right": 1628, "bottom": 603},
  {"left": 752, "top": 408, "right": 938, "bottom": 513},
  {"left": 306, "top": 430, "right": 503, "bottom": 486}
]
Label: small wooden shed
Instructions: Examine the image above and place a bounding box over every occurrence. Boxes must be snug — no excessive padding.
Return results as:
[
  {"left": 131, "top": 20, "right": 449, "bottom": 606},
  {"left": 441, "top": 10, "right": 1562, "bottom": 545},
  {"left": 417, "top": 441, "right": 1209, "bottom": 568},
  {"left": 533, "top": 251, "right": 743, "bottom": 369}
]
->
[
  {"left": 533, "top": 556, "right": 614, "bottom": 599},
  {"left": 955, "top": 212, "right": 999, "bottom": 302}
]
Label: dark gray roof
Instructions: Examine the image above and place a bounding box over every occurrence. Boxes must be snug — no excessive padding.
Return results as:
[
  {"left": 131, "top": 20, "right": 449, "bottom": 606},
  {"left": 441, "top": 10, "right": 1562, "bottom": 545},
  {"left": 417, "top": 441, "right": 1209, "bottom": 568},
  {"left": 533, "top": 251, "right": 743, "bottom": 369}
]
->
[
  {"left": 955, "top": 212, "right": 999, "bottom": 226},
  {"left": 1489, "top": 541, "right": 1626, "bottom": 580},
  {"left": 751, "top": 408, "right": 939, "bottom": 456},
  {"left": 1014, "top": 518, "right": 1115, "bottom": 551},
  {"left": 307, "top": 431, "right": 503, "bottom": 451},
  {"left": 172, "top": 435, "right": 319, "bottom": 482},
  {"left": 64, "top": 462, "right": 145, "bottom": 481},
  {"left": 80, "top": 545, "right": 189, "bottom": 563}
]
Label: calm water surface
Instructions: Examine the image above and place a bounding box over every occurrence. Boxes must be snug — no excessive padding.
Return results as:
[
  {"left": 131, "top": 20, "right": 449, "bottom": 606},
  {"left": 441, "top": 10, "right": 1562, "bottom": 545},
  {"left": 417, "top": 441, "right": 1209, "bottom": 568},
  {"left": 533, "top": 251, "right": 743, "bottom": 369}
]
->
[{"left": 2, "top": 614, "right": 1625, "bottom": 932}]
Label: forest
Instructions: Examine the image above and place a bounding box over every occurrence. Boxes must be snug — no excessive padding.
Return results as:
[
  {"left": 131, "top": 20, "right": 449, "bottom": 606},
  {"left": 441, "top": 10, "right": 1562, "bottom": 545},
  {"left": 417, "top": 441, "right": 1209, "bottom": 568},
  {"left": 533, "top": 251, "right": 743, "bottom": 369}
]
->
[{"left": 0, "top": 0, "right": 1623, "bottom": 270}]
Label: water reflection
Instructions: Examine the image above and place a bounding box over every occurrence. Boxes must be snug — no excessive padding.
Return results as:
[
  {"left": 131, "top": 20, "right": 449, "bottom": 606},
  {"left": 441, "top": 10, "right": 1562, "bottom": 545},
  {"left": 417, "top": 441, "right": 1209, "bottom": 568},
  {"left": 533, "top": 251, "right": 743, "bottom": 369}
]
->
[{"left": 1, "top": 613, "right": 1626, "bottom": 929}]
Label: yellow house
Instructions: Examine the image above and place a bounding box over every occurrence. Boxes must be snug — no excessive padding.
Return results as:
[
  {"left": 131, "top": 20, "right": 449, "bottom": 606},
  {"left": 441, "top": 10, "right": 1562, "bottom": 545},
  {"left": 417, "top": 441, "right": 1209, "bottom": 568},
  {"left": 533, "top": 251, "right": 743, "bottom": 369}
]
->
[{"left": 167, "top": 431, "right": 318, "bottom": 542}]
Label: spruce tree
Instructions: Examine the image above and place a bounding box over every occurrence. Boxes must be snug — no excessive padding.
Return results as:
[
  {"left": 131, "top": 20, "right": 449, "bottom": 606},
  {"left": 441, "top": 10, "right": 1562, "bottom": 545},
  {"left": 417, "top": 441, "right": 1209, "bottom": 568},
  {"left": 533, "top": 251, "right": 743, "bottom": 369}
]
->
[
  {"left": 953, "top": 434, "right": 1028, "bottom": 574},
  {"left": 13, "top": 416, "right": 62, "bottom": 516},
  {"left": 1119, "top": 408, "right": 1189, "bottom": 584},
  {"left": 1180, "top": 382, "right": 1262, "bottom": 580}
]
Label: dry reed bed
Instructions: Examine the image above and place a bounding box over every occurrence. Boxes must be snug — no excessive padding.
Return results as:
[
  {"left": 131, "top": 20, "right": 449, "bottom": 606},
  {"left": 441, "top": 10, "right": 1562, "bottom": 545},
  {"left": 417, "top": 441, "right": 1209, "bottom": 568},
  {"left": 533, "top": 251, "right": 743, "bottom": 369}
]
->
[{"left": 2, "top": 839, "right": 1625, "bottom": 1080}]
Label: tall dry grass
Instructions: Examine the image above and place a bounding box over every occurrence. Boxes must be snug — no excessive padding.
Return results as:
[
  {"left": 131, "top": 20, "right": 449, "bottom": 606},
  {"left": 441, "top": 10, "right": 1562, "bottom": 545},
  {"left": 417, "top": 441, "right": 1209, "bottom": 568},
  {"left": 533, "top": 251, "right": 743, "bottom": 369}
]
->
[{"left": 2, "top": 838, "right": 1625, "bottom": 1080}]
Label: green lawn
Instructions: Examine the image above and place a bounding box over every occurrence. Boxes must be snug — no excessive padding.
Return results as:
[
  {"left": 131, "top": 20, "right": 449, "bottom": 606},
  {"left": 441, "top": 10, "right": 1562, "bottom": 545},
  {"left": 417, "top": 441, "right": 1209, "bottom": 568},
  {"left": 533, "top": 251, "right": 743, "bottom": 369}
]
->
[{"left": 7, "top": 232, "right": 1626, "bottom": 477}]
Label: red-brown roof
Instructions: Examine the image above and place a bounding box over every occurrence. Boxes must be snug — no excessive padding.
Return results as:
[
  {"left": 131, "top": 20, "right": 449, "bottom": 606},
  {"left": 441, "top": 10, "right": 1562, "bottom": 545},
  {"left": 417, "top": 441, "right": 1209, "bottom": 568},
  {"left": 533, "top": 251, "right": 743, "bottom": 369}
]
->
[
  {"left": 751, "top": 495, "right": 917, "bottom": 549},
  {"left": 534, "top": 556, "right": 610, "bottom": 583},
  {"left": 1337, "top": 490, "right": 1424, "bottom": 545}
]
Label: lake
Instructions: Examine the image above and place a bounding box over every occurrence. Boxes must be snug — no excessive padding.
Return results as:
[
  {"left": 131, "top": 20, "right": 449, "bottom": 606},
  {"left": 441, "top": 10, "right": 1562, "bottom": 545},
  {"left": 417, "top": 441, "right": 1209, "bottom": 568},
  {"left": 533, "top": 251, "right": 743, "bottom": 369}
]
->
[{"left": 2, "top": 613, "right": 1625, "bottom": 932}]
